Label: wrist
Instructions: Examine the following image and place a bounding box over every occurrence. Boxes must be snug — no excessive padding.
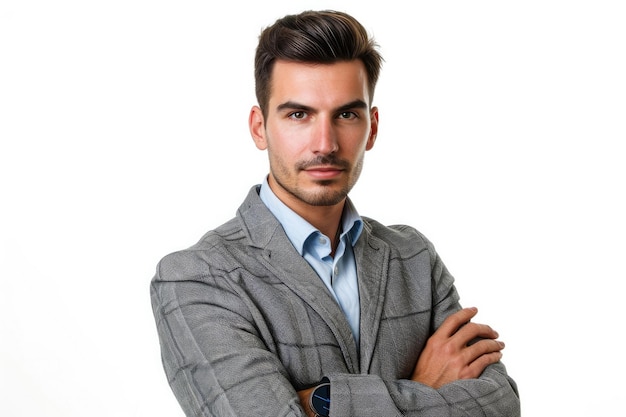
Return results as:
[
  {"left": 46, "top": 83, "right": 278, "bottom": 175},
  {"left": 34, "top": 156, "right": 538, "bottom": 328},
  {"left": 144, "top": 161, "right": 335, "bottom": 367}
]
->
[{"left": 309, "top": 377, "right": 331, "bottom": 417}]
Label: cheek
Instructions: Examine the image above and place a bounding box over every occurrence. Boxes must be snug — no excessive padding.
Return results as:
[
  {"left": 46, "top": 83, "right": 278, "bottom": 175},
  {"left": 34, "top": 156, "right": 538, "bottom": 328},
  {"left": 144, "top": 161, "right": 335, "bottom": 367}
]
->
[
  {"left": 266, "top": 138, "right": 297, "bottom": 172},
  {"left": 266, "top": 128, "right": 307, "bottom": 158}
]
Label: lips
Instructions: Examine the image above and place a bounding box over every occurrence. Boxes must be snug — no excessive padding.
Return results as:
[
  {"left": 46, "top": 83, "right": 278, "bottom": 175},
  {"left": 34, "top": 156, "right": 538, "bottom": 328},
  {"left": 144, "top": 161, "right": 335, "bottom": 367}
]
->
[
  {"left": 304, "top": 166, "right": 344, "bottom": 179},
  {"left": 298, "top": 155, "right": 349, "bottom": 180}
]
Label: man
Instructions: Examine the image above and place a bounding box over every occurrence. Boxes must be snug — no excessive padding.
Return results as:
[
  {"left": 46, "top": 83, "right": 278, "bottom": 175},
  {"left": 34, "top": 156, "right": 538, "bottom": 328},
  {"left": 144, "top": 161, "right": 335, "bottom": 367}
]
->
[{"left": 150, "top": 10, "right": 520, "bottom": 417}]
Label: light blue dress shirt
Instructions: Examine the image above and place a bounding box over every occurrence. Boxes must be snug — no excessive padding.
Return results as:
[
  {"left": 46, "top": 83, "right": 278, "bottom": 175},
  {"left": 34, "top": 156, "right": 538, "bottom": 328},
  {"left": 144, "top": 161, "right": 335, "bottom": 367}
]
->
[{"left": 259, "top": 178, "right": 363, "bottom": 343}]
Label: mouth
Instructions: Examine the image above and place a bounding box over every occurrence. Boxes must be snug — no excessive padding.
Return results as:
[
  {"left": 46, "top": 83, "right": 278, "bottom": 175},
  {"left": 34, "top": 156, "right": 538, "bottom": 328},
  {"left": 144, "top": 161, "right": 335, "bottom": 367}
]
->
[
  {"left": 303, "top": 165, "right": 344, "bottom": 180},
  {"left": 298, "top": 155, "right": 349, "bottom": 181}
]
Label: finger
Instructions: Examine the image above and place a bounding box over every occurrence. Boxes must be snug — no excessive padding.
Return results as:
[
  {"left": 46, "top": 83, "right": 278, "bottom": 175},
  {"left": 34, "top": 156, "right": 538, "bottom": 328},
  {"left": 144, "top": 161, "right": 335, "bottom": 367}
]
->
[
  {"left": 454, "top": 321, "right": 499, "bottom": 346},
  {"left": 463, "top": 339, "right": 505, "bottom": 366},
  {"left": 463, "top": 350, "right": 504, "bottom": 380},
  {"left": 437, "top": 307, "right": 479, "bottom": 338}
]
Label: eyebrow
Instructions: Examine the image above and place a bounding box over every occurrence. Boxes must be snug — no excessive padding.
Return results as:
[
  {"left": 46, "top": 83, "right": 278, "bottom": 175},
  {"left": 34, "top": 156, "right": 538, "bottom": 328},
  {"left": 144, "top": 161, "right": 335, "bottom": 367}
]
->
[{"left": 276, "top": 99, "right": 368, "bottom": 114}]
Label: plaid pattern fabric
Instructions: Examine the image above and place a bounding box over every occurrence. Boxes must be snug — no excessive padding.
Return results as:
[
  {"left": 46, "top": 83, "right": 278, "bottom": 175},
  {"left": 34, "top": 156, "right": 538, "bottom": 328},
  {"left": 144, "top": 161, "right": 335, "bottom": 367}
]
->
[{"left": 150, "top": 185, "right": 520, "bottom": 417}]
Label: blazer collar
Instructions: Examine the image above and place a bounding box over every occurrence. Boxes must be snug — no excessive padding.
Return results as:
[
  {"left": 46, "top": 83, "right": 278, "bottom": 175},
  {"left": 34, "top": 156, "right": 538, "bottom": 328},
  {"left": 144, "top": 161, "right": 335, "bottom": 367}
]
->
[{"left": 236, "top": 185, "right": 285, "bottom": 250}]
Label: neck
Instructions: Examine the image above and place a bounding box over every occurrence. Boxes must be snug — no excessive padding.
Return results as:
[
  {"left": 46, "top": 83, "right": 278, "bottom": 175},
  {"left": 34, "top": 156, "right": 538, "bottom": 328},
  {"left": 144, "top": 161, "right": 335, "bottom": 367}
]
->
[
  {"left": 315, "top": 206, "right": 344, "bottom": 242},
  {"left": 294, "top": 201, "right": 344, "bottom": 243},
  {"left": 299, "top": 203, "right": 344, "bottom": 258}
]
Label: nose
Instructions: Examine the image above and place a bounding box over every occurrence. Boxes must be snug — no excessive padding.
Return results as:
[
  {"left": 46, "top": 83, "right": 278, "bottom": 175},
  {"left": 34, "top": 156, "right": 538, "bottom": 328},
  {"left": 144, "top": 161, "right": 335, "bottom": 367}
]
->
[{"left": 311, "top": 116, "right": 339, "bottom": 155}]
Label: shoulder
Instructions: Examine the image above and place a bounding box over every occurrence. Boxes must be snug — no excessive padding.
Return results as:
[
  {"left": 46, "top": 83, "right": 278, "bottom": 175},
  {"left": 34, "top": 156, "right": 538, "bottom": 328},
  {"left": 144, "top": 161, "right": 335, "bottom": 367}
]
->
[
  {"left": 361, "top": 217, "right": 433, "bottom": 252},
  {"left": 154, "top": 216, "right": 248, "bottom": 283},
  {"left": 154, "top": 185, "right": 276, "bottom": 283},
  {"left": 359, "top": 217, "right": 443, "bottom": 271}
]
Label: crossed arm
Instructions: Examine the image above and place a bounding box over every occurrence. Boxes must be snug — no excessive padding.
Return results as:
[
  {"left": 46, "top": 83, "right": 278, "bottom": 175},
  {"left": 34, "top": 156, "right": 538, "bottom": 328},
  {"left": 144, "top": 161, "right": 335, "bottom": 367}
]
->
[
  {"left": 297, "top": 307, "right": 509, "bottom": 417},
  {"left": 151, "top": 251, "right": 520, "bottom": 416}
]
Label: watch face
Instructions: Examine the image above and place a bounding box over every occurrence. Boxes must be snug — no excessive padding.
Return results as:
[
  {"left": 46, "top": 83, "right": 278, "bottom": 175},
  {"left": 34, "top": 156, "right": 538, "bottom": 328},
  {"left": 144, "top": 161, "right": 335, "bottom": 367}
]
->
[{"left": 311, "top": 383, "right": 330, "bottom": 417}]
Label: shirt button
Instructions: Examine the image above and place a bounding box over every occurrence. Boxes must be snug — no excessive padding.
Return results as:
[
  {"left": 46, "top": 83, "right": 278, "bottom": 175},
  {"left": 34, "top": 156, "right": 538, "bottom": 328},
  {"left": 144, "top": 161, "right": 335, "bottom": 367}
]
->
[
  {"left": 334, "top": 267, "right": 339, "bottom": 275},
  {"left": 319, "top": 237, "right": 327, "bottom": 245}
]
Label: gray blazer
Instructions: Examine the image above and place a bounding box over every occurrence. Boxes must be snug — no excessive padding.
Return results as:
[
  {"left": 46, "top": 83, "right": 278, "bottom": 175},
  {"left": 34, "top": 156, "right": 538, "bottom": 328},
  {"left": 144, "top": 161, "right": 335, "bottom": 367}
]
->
[{"left": 150, "top": 185, "right": 520, "bottom": 416}]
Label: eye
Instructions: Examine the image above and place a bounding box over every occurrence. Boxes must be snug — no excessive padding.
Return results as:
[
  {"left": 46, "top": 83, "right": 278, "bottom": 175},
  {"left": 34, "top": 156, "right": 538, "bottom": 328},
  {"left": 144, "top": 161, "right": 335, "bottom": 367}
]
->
[
  {"left": 288, "top": 111, "right": 307, "bottom": 119},
  {"left": 338, "top": 111, "right": 358, "bottom": 120}
]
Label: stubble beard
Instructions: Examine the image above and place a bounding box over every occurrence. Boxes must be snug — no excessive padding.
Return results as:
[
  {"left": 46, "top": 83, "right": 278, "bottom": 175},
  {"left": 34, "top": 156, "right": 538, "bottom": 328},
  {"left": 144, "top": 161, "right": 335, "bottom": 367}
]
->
[
  {"left": 284, "top": 178, "right": 350, "bottom": 207},
  {"left": 272, "top": 155, "right": 364, "bottom": 207}
]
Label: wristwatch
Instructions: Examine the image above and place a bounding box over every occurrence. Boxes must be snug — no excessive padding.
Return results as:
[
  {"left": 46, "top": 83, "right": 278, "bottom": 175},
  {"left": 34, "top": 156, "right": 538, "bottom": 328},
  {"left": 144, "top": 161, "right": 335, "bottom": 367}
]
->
[{"left": 309, "top": 378, "right": 331, "bottom": 417}]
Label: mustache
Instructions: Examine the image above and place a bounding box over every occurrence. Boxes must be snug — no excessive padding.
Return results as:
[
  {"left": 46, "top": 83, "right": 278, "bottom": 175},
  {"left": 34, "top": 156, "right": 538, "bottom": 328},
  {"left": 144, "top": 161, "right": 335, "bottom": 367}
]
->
[{"left": 296, "top": 155, "right": 350, "bottom": 170}]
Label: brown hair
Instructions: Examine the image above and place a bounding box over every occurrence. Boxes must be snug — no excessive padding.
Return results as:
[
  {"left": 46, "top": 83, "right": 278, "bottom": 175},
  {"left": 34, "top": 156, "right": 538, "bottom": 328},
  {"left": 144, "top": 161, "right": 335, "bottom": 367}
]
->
[{"left": 254, "top": 10, "right": 383, "bottom": 117}]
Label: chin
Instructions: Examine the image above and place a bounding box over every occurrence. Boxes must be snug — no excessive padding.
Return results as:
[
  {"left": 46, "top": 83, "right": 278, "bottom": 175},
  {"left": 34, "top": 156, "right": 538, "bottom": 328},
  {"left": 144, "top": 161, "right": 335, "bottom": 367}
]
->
[{"left": 300, "top": 186, "right": 349, "bottom": 207}]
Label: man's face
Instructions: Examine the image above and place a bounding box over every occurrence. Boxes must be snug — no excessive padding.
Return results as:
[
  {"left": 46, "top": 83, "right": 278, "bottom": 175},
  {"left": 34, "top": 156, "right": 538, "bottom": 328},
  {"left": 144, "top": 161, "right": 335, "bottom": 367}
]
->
[{"left": 249, "top": 60, "right": 378, "bottom": 213}]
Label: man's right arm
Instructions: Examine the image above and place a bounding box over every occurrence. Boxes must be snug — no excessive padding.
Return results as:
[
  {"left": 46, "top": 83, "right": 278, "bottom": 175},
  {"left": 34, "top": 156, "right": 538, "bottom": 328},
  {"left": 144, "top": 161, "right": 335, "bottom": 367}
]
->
[{"left": 150, "top": 273, "right": 308, "bottom": 417}]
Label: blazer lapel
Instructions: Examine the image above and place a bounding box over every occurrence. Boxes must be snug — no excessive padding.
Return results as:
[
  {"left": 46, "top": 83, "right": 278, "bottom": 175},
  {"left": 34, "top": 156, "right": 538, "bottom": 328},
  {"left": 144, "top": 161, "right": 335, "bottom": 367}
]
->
[
  {"left": 354, "top": 223, "right": 389, "bottom": 373},
  {"left": 237, "top": 186, "right": 360, "bottom": 372}
]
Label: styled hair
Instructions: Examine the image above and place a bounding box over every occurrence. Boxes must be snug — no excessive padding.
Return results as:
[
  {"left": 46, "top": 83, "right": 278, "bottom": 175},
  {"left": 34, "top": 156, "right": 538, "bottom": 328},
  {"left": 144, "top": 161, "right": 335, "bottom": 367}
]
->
[{"left": 254, "top": 10, "right": 383, "bottom": 116}]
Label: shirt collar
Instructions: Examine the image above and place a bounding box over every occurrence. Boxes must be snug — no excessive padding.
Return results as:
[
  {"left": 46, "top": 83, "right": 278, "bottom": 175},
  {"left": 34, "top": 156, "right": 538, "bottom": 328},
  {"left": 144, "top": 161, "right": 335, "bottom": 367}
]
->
[{"left": 259, "top": 177, "right": 363, "bottom": 255}]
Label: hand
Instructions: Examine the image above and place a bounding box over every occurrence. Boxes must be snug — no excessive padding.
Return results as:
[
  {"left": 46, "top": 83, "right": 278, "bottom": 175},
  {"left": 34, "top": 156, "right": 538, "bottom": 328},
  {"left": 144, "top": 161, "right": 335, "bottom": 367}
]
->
[
  {"left": 297, "top": 387, "right": 316, "bottom": 417},
  {"left": 411, "top": 307, "right": 505, "bottom": 389}
]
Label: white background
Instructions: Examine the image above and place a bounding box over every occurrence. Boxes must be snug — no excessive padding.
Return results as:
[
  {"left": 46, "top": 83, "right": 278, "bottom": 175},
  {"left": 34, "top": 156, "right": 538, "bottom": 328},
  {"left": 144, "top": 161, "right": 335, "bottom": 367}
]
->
[{"left": 1, "top": 1, "right": 624, "bottom": 416}]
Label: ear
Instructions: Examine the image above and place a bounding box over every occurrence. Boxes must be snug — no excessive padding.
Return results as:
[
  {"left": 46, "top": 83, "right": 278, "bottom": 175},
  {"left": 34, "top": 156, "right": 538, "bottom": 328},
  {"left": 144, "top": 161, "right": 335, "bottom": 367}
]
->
[
  {"left": 366, "top": 106, "right": 379, "bottom": 151},
  {"left": 249, "top": 106, "right": 268, "bottom": 150}
]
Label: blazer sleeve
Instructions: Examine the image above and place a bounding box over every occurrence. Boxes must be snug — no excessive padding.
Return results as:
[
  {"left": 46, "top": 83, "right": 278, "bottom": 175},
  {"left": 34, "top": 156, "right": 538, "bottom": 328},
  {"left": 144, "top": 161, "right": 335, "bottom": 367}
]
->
[
  {"left": 150, "top": 253, "right": 308, "bottom": 417},
  {"left": 327, "top": 364, "right": 520, "bottom": 417}
]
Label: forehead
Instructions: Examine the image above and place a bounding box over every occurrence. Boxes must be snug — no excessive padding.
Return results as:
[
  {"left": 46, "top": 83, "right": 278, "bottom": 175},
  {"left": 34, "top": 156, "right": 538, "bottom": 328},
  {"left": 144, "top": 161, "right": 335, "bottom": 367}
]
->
[{"left": 269, "top": 60, "right": 370, "bottom": 109}]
